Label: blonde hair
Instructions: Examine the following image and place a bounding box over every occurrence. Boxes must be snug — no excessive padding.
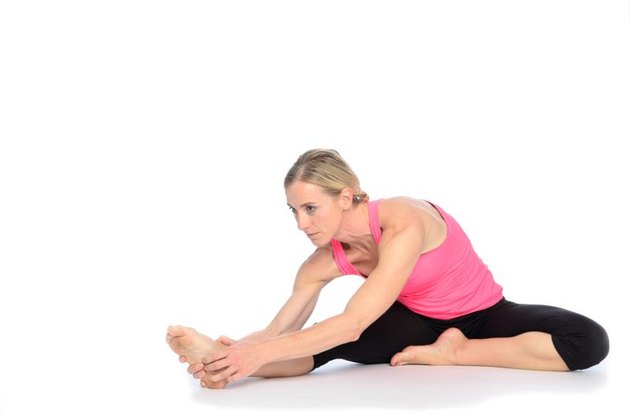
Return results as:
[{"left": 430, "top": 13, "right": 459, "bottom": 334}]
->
[{"left": 284, "top": 149, "right": 368, "bottom": 204}]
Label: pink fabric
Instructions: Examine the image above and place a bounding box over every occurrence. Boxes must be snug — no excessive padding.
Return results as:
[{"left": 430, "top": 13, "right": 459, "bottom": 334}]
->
[{"left": 331, "top": 200, "right": 503, "bottom": 320}]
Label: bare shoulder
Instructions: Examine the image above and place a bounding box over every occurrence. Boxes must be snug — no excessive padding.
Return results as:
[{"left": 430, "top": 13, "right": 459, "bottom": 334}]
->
[
  {"left": 377, "top": 197, "right": 447, "bottom": 250},
  {"left": 293, "top": 246, "right": 341, "bottom": 290},
  {"left": 377, "top": 197, "right": 434, "bottom": 228}
]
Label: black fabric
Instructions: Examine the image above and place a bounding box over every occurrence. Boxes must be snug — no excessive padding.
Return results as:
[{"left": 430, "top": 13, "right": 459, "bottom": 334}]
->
[{"left": 312, "top": 298, "right": 609, "bottom": 371}]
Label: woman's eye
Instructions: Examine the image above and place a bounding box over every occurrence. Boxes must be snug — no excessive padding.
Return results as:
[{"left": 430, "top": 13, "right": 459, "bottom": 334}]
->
[
  {"left": 306, "top": 205, "right": 317, "bottom": 214},
  {"left": 288, "top": 207, "right": 297, "bottom": 214}
]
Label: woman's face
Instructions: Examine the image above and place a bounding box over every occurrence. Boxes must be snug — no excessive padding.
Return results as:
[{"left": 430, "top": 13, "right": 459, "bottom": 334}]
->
[{"left": 285, "top": 181, "right": 348, "bottom": 247}]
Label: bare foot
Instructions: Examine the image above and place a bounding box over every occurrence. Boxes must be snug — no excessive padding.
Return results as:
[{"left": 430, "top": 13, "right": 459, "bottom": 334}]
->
[
  {"left": 166, "top": 325, "right": 227, "bottom": 389},
  {"left": 390, "top": 327, "right": 468, "bottom": 366}
]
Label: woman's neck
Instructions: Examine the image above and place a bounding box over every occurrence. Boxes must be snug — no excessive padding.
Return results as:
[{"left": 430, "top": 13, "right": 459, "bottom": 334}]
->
[{"left": 334, "top": 202, "right": 373, "bottom": 247}]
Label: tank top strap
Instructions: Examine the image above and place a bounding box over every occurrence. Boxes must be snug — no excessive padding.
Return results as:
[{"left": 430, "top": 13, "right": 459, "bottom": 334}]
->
[
  {"left": 368, "top": 199, "right": 382, "bottom": 244},
  {"left": 330, "top": 239, "right": 361, "bottom": 276}
]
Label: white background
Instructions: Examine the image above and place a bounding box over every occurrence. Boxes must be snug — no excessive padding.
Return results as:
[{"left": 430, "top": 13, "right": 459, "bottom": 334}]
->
[{"left": 1, "top": 1, "right": 629, "bottom": 416}]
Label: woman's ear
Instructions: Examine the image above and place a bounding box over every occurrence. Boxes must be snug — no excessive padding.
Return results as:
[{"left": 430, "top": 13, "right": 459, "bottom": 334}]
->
[{"left": 339, "top": 187, "right": 355, "bottom": 210}]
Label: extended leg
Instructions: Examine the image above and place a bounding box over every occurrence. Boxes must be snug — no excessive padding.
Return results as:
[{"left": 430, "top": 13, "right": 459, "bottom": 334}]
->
[
  {"left": 167, "top": 325, "right": 315, "bottom": 384},
  {"left": 253, "top": 357, "right": 315, "bottom": 378}
]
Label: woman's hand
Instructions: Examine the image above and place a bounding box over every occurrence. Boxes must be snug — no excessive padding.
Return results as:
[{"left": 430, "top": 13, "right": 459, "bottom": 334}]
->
[
  {"left": 202, "top": 342, "right": 265, "bottom": 384},
  {"left": 177, "top": 334, "right": 235, "bottom": 373},
  {"left": 178, "top": 334, "right": 236, "bottom": 384}
]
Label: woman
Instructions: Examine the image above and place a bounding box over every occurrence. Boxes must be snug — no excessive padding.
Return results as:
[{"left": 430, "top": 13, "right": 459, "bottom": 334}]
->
[{"left": 166, "top": 149, "right": 609, "bottom": 389}]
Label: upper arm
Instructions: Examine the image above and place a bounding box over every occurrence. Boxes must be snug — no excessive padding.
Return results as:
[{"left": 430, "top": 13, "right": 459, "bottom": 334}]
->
[{"left": 343, "top": 203, "right": 425, "bottom": 332}]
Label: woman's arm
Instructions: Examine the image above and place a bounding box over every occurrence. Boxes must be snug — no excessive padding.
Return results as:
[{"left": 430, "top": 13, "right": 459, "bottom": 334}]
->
[
  {"left": 260, "top": 223, "right": 425, "bottom": 359},
  {"left": 204, "top": 205, "right": 426, "bottom": 383},
  {"left": 233, "top": 248, "right": 337, "bottom": 344}
]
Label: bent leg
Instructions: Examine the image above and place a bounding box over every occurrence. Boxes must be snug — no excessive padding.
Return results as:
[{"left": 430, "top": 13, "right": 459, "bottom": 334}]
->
[
  {"left": 472, "top": 300, "right": 609, "bottom": 370},
  {"left": 391, "top": 300, "right": 609, "bottom": 371},
  {"left": 313, "top": 301, "right": 440, "bottom": 369},
  {"left": 392, "top": 328, "right": 568, "bottom": 370},
  {"left": 392, "top": 300, "right": 609, "bottom": 371}
]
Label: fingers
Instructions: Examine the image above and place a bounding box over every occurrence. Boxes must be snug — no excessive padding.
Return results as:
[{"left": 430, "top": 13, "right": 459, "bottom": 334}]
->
[
  {"left": 208, "top": 366, "right": 238, "bottom": 383},
  {"left": 203, "top": 356, "right": 241, "bottom": 383},
  {"left": 226, "top": 372, "right": 244, "bottom": 384},
  {"left": 204, "top": 358, "right": 230, "bottom": 372},
  {"left": 218, "top": 335, "right": 236, "bottom": 346},
  {"left": 188, "top": 363, "right": 203, "bottom": 373},
  {"left": 202, "top": 351, "right": 229, "bottom": 367},
  {"left": 179, "top": 355, "right": 187, "bottom": 363},
  {"left": 187, "top": 362, "right": 204, "bottom": 374},
  {"left": 189, "top": 362, "right": 233, "bottom": 380}
]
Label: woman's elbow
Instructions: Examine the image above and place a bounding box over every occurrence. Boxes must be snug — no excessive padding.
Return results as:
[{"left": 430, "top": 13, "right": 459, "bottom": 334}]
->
[{"left": 340, "top": 314, "right": 368, "bottom": 343}]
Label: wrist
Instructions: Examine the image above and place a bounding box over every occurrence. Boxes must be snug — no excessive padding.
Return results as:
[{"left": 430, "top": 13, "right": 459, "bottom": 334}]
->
[{"left": 257, "top": 338, "right": 280, "bottom": 364}]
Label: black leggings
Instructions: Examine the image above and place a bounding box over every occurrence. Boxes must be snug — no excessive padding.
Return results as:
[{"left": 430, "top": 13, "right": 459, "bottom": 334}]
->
[{"left": 312, "top": 298, "right": 609, "bottom": 371}]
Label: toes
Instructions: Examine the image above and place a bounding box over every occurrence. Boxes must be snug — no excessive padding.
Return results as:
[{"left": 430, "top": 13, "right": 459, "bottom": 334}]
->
[
  {"left": 167, "top": 325, "right": 185, "bottom": 336},
  {"left": 391, "top": 351, "right": 411, "bottom": 366},
  {"left": 390, "top": 353, "right": 401, "bottom": 366}
]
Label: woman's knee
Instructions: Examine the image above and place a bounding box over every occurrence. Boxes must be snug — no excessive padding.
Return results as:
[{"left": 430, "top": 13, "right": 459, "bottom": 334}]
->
[{"left": 553, "top": 315, "right": 609, "bottom": 371}]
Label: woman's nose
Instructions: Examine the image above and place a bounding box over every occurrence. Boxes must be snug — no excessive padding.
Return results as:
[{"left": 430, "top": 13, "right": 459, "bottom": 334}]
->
[{"left": 296, "top": 213, "right": 310, "bottom": 231}]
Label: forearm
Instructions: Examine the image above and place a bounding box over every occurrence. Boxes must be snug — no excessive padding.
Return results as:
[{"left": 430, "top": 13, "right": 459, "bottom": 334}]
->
[
  {"left": 237, "top": 310, "right": 313, "bottom": 344},
  {"left": 237, "top": 329, "right": 274, "bottom": 344},
  {"left": 256, "top": 313, "right": 359, "bottom": 364},
  {"left": 239, "top": 290, "right": 318, "bottom": 344}
]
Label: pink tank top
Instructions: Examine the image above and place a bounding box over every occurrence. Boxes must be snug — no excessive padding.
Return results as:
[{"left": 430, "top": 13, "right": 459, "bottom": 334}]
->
[{"left": 331, "top": 200, "right": 503, "bottom": 320}]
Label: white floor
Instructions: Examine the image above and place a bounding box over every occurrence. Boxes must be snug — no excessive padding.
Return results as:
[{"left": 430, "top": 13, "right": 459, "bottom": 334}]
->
[
  {"left": 185, "top": 361, "right": 615, "bottom": 415},
  {"left": 1, "top": 345, "right": 620, "bottom": 417}
]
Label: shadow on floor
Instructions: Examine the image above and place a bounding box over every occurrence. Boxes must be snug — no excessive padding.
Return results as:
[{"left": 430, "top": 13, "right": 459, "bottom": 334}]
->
[{"left": 190, "top": 361, "right": 608, "bottom": 410}]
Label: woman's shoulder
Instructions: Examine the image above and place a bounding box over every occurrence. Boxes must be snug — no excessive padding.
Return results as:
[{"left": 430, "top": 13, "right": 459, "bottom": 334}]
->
[
  {"left": 376, "top": 196, "right": 432, "bottom": 218},
  {"left": 296, "top": 246, "right": 341, "bottom": 283},
  {"left": 376, "top": 197, "right": 444, "bottom": 231}
]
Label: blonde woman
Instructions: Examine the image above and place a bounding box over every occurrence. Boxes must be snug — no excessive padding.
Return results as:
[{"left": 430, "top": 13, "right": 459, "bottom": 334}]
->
[{"left": 167, "top": 149, "right": 608, "bottom": 389}]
